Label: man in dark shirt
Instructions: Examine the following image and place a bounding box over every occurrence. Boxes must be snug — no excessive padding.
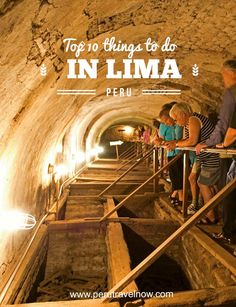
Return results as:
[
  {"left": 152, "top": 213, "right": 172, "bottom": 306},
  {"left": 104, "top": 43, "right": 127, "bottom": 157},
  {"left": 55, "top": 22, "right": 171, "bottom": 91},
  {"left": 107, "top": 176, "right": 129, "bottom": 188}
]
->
[
  {"left": 213, "top": 106, "right": 236, "bottom": 244},
  {"left": 196, "top": 59, "right": 236, "bottom": 152}
]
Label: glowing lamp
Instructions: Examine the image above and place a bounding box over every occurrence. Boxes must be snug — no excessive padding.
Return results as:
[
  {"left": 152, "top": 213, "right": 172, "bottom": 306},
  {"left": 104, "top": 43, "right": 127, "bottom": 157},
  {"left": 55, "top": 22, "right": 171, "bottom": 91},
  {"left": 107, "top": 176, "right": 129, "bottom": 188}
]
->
[
  {"left": 89, "top": 146, "right": 104, "bottom": 157},
  {"left": 76, "top": 151, "right": 86, "bottom": 163},
  {"left": 55, "top": 164, "right": 68, "bottom": 177},
  {"left": 0, "top": 211, "right": 36, "bottom": 231},
  {"left": 48, "top": 163, "right": 54, "bottom": 174},
  {"left": 124, "top": 126, "right": 133, "bottom": 134},
  {"left": 56, "top": 143, "right": 63, "bottom": 153}
]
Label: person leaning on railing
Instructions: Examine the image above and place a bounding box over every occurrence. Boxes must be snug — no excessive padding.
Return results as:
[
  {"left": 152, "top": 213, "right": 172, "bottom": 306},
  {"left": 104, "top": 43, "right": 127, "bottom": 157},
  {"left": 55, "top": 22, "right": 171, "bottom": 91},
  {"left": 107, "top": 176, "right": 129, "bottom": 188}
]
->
[
  {"left": 157, "top": 102, "right": 184, "bottom": 206},
  {"left": 196, "top": 59, "right": 236, "bottom": 190},
  {"left": 165, "top": 102, "right": 220, "bottom": 224},
  {"left": 212, "top": 107, "right": 236, "bottom": 244}
]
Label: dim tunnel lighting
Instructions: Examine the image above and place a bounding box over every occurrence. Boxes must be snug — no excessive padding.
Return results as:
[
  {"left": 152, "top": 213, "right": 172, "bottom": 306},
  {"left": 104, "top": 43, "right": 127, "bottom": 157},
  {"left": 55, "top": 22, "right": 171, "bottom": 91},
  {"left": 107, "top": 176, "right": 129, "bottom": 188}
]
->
[{"left": 0, "top": 210, "right": 36, "bottom": 230}]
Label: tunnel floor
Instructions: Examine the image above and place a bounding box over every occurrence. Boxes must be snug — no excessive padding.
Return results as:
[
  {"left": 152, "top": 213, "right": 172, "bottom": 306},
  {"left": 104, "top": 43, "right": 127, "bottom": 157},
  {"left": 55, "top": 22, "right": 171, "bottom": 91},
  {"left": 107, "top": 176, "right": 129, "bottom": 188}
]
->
[{"left": 5, "top": 159, "right": 236, "bottom": 307}]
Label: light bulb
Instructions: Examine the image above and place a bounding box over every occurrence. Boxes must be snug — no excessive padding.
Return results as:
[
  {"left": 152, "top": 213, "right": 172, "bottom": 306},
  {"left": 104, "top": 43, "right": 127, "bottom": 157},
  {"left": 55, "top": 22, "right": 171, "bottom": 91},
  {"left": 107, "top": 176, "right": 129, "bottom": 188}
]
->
[{"left": 0, "top": 210, "right": 36, "bottom": 231}]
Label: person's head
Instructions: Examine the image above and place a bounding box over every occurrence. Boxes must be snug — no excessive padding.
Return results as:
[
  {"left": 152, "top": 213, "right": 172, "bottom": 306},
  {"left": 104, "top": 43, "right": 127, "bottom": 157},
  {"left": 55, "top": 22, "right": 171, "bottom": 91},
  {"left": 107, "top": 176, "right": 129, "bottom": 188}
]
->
[
  {"left": 152, "top": 119, "right": 160, "bottom": 129},
  {"left": 222, "top": 59, "right": 236, "bottom": 88},
  {"left": 158, "top": 102, "right": 177, "bottom": 126},
  {"left": 169, "top": 103, "right": 193, "bottom": 126},
  {"left": 159, "top": 108, "right": 175, "bottom": 126}
]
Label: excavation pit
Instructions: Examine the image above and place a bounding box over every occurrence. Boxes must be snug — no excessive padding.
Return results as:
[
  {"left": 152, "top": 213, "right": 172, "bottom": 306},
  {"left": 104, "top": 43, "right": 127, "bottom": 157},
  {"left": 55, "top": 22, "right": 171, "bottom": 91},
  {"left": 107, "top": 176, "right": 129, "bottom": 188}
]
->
[{"left": 4, "top": 207, "right": 236, "bottom": 307}]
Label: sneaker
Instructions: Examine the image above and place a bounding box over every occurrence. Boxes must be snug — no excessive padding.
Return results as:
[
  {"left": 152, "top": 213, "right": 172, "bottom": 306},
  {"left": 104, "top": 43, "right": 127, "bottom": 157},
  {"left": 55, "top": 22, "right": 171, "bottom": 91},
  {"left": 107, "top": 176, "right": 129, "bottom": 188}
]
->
[
  {"left": 211, "top": 232, "right": 233, "bottom": 244},
  {"left": 187, "top": 203, "right": 198, "bottom": 215}
]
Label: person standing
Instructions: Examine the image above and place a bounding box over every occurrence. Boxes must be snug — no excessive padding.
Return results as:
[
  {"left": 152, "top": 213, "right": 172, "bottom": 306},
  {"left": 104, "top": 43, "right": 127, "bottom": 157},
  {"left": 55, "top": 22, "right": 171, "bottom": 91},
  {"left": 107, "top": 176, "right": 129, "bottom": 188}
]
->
[
  {"left": 196, "top": 60, "right": 236, "bottom": 188},
  {"left": 213, "top": 99, "right": 236, "bottom": 244},
  {"left": 158, "top": 103, "right": 183, "bottom": 205},
  {"left": 166, "top": 103, "right": 220, "bottom": 224}
]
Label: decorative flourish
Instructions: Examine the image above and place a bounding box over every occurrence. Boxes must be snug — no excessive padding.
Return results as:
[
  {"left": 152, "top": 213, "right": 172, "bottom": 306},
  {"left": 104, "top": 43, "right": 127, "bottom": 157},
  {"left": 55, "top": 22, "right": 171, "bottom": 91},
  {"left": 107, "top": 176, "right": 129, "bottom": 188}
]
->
[
  {"left": 40, "top": 64, "right": 47, "bottom": 76},
  {"left": 192, "top": 64, "right": 199, "bottom": 77}
]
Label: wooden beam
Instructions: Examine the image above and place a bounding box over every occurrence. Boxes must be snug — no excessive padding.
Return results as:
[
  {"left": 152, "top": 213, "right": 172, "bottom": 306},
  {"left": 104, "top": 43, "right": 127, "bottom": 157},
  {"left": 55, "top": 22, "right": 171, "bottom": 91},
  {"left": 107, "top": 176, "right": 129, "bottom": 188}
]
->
[{"left": 102, "top": 177, "right": 236, "bottom": 303}]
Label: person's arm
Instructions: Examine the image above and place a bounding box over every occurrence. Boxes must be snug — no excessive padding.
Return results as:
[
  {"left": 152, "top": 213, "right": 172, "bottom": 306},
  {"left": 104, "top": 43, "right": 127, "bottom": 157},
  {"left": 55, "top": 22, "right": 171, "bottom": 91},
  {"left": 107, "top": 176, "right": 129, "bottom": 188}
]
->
[
  {"left": 178, "top": 117, "right": 201, "bottom": 146},
  {"left": 223, "top": 128, "right": 236, "bottom": 147},
  {"left": 165, "top": 117, "right": 201, "bottom": 150},
  {"left": 205, "top": 90, "right": 236, "bottom": 146},
  {"left": 216, "top": 106, "right": 236, "bottom": 148}
]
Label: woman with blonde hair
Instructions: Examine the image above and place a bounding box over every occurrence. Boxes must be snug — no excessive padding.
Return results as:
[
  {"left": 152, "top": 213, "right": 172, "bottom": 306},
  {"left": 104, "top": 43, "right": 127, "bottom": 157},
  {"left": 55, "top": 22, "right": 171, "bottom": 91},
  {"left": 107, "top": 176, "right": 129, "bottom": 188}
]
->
[{"left": 165, "top": 102, "right": 220, "bottom": 224}]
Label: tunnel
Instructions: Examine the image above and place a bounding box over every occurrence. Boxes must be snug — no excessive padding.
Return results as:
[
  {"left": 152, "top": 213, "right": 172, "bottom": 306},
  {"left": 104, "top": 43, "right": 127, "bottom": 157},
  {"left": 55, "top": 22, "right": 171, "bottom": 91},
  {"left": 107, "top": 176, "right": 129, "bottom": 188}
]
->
[{"left": 0, "top": 0, "right": 236, "bottom": 306}]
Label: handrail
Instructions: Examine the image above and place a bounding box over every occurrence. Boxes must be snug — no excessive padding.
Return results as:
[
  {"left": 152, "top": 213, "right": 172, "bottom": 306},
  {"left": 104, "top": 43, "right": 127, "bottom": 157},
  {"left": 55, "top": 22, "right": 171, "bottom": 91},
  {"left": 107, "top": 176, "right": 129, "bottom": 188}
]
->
[
  {"left": 100, "top": 152, "right": 183, "bottom": 222},
  {"left": 119, "top": 146, "right": 137, "bottom": 161},
  {"left": 98, "top": 147, "right": 154, "bottom": 197},
  {"left": 116, "top": 146, "right": 152, "bottom": 171},
  {"left": 102, "top": 176, "right": 236, "bottom": 302},
  {"left": 118, "top": 143, "right": 136, "bottom": 159},
  {"left": 162, "top": 145, "right": 236, "bottom": 155}
]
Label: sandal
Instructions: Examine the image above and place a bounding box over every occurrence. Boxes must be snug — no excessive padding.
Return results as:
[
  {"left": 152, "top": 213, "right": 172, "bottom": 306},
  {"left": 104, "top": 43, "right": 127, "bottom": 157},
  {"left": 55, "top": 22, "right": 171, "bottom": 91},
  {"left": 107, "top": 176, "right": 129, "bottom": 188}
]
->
[{"left": 169, "top": 196, "right": 178, "bottom": 204}]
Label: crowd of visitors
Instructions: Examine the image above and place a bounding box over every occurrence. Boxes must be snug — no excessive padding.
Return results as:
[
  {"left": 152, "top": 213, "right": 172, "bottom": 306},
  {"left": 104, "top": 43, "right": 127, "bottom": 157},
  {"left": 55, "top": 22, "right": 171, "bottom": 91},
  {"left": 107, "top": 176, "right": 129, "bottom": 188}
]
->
[{"left": 132, "top": 59, "right": 236, "bottom": 247}]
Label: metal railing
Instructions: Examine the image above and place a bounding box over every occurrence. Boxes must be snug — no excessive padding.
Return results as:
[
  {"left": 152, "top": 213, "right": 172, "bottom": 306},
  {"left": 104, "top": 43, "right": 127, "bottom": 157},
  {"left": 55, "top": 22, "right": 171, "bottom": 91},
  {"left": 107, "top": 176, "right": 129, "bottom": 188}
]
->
[
  {"left": 116, "top": 145, "right": 152, "bottom": 171},
  {"left": 98, "top": 146, "right": 154, "bottom": 197},
  {"left": 118, "top": 143, "right": 136, "bottom": 160},
  {"left": 100, "top": 152, "right": 183, "bottom": 221}
]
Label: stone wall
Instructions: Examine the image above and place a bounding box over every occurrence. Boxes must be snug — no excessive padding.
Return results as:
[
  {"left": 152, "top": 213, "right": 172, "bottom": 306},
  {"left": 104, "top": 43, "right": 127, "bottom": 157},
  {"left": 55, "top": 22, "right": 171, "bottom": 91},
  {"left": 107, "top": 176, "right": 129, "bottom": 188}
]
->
[
  {"left": 154, "top": 198, "right": 236, "bottom": 289},
  {"left": 179, "top": 231, "right": 236, "bottom": 289},
  {"left": 45, "top": 224, "right": 107, "bottom": 279},
  {"left": 65, "top": 197, "right": 104, "bottom": 219}
]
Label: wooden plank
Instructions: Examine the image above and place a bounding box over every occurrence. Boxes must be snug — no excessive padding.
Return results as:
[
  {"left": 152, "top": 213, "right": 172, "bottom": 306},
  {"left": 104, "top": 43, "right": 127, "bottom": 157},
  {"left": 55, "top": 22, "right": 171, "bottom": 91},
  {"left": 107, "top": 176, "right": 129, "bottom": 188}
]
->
[
  {"left": 189, "top": 227, "right": 236, "bottom": 275},
  {"left": 48, "top": 217, "right": 169, "bottom": 231},
  {"left": 106, "top": 198, "right": 138, "bottom": 293},
  {"left": 102, "top": 177, "right": 236, "bottom": 302}
]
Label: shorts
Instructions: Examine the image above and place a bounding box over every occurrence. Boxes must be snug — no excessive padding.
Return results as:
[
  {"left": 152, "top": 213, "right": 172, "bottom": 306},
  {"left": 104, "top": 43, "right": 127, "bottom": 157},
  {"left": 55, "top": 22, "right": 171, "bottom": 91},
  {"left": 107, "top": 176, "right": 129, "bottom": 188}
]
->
[
  {"left": 191, "top": 160, "right": 201, "bottom": 174},
  {"left": 198, "top": 166, "right": 221, "bottom": 186}
]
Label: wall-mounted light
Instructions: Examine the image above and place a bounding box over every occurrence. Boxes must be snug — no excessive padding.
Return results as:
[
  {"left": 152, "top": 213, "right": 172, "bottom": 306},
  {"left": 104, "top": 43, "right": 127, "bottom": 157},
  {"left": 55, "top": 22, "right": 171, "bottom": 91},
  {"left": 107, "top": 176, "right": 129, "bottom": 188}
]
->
[
  {"left": 76, "top": 151, "right": 86, "bottom": 163},
  {"left": 94, "top": 146, "right": 104, "bottom": 154},
  {"left": 0, "top": 210, "right": 36, "bottom": 231},
  {"left": 54, "top": 164, "right": 68, "bottom": 177},
  {"left": 48, "top": 163, "right": 54, "bottom": 174},
  {"left": 56, "top": 143, "right": 63, "bottom": 153},
  {"left": 89, "top": 146, "right": 104, "bottom": 157},
  {"left": 124, "top": 126, "right": 134, "bottom": 135}
]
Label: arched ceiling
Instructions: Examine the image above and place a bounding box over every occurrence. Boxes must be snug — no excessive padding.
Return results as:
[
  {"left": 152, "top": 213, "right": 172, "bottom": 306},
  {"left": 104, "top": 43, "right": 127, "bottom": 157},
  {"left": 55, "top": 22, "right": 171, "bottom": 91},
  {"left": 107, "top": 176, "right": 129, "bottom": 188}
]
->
[{"left": 0, "top": 0, "right": 235, "bottom": 214}]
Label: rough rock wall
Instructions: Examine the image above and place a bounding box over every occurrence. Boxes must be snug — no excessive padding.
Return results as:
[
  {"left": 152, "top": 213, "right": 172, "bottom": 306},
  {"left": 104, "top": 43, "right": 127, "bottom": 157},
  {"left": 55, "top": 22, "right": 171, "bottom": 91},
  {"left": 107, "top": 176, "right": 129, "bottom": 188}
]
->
[{"left": 0, "top": 0, "right": 235, "bottom": 295}]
